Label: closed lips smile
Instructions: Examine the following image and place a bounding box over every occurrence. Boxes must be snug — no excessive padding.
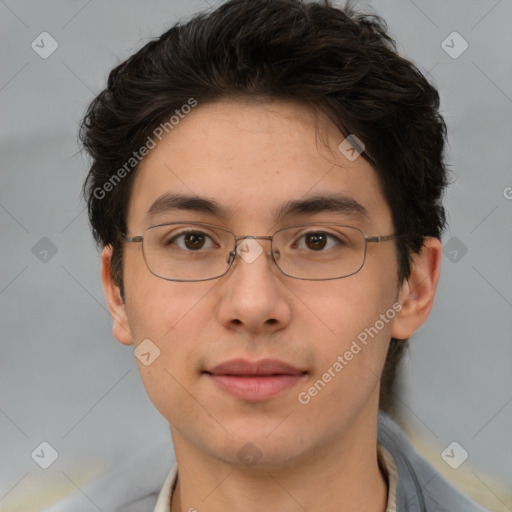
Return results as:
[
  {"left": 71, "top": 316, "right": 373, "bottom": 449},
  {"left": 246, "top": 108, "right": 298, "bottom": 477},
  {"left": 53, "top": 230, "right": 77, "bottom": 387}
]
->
[{"left": 204, "top": 359, "right": 307, "bottom": 401}]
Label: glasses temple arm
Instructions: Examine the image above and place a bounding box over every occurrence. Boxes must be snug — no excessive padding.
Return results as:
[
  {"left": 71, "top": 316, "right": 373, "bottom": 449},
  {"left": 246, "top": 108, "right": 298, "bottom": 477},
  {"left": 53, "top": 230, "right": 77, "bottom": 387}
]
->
[
  {"left": 365, "top": 233, "right": 410, "bottom": 243},
  {"left": 121, "top": 234, "right": 143, "bottom": 243}
]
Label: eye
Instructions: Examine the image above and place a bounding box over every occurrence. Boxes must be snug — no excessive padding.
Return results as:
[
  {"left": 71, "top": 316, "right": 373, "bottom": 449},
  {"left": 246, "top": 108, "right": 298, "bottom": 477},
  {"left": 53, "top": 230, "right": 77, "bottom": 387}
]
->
[
  {"left": 294, "top": 231, "right": 343, "bottom": 251},
  {"left": 169, "top": 231, "right": 216, "bottom": 251}
]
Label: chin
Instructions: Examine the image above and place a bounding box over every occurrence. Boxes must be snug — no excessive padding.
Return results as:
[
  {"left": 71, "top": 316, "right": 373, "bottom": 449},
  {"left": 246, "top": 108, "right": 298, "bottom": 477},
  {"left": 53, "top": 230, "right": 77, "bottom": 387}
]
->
[{"left": 204, "top": 421, "right": 313, "bottom": 468}]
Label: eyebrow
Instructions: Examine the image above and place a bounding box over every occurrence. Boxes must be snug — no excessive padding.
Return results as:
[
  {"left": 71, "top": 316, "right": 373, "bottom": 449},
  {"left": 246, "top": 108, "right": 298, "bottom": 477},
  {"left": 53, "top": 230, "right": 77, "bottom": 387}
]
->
[
  {"left": 146, "top": 193, "right": 229, "bottom": 218},
  {"left": 145, "top": 192, "right": 370, "bottom": 222},
  {"left": 275, "top": 193, "right": 369, "bottom": 222}
]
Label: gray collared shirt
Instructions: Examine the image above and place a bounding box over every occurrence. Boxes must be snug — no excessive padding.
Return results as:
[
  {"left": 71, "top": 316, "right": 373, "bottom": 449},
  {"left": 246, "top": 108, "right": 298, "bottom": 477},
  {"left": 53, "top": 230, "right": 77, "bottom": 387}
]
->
[{"left": 119, "top": 412, "right": 491, "bottom": 511}]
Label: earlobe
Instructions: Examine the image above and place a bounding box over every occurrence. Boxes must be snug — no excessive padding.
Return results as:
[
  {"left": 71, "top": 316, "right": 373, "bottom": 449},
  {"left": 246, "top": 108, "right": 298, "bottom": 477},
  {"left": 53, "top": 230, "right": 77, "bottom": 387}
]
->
[
  {"left": 391, "top": 237, "right": 442, "bottom": 340},
  {"left": 101, "top": 245, "right": 133, "bottom": 346}
]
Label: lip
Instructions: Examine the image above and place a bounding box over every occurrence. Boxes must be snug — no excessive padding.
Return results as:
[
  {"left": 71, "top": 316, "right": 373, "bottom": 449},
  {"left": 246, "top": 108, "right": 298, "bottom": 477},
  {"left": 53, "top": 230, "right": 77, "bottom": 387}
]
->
[
  {"left": 207, "top": 358, "right": 305, "bottom": 376},
  {"left": 204, "top": 358, "right": 307, "bottom": 402}
]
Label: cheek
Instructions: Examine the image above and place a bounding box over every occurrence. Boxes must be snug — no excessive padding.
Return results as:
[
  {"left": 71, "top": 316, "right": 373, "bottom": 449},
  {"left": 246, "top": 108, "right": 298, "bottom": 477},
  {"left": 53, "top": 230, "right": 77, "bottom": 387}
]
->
[
  {"left": 300, "top": 276, "right": 397, "bottom": 375},
  {"left": 123, "top": 266, "right": 216, "bottom": 390},
  {"left": 293, "top": 281, "right": 396, "bottom": 434},
  {"left": 123, "top": 253, "right": 214, "bottom": 341},
  {"left": 127, "top": 288, "right": 214, "bottom": 426}
]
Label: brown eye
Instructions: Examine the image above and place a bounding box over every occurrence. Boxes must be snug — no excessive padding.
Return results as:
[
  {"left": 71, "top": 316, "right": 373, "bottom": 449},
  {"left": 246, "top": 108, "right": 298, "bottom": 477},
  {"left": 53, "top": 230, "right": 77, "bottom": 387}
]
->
[
  {"left": 168, "top": 231, "right": 215, "bottom": 251},
  {"left": 293, "top": 231, "right": 344, "bottom": 252},
  {"left": 305, "top": 233, "right": 328, "bottom": 250},
  {"left": 183, "top": 233, "right": 206, "bottom": 250}
]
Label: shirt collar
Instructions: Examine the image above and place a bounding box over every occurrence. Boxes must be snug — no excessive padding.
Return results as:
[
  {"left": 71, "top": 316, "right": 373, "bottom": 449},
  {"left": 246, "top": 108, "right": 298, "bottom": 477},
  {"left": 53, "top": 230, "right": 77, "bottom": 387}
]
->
[{"left": 153, "top": 443, "right": 399, "bottom": 512}]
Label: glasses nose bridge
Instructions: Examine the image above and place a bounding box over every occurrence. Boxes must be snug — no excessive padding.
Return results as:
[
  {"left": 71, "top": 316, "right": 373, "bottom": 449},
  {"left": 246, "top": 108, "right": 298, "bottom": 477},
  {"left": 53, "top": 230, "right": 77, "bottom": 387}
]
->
[
  {"left": 235, "top": 234, "right": 274, "bottom": 243},
  {"left": 226, "top": 234, "right": 276, "bottom": 267},
  {"left": 233, "top": 234, "right": 275, "bottom": 254}
]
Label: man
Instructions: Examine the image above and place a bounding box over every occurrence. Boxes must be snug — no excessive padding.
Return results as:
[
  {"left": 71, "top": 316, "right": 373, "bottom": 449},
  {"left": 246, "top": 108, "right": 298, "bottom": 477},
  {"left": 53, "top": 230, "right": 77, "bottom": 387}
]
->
[{"left": 80, "top": 0, "right": 489, "bottom": 510}]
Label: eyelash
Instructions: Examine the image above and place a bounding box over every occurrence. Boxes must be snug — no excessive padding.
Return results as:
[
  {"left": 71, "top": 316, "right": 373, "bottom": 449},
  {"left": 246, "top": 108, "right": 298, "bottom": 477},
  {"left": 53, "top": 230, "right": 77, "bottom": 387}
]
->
[{"left": 166, "top": 230, "right": 345, "bottom": 250}]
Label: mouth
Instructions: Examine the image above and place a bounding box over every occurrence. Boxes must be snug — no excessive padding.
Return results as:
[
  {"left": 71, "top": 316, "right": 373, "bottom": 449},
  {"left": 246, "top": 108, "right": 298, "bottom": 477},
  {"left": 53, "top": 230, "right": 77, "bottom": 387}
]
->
[{"left": 204, "top": 358, "right": 308, "bottom": 402}]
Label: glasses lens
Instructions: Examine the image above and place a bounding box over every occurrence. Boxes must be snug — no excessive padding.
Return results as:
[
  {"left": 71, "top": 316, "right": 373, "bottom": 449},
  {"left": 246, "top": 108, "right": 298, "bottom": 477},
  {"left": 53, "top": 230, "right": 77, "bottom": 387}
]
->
[
  {"left": 140, "top": 223, "right": 366, "bottom": 281},
  {"left": 142, "top": 223, "right": 234, "bottom": 281},
  {"left": 273, "top": 224, "right": 366, "bottom": 279}
]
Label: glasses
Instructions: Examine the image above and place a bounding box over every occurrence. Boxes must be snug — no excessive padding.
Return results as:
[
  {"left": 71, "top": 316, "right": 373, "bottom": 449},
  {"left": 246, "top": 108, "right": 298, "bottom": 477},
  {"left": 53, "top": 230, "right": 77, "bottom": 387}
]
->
[{"left": 122, "top": 221, "right": 406, "bottom": 282}]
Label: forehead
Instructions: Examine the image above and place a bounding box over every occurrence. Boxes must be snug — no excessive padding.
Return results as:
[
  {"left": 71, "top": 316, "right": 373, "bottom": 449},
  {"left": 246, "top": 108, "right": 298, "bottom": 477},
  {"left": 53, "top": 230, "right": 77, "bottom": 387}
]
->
[{"left": 127, "top": 99, "right": 392, "bottom": 232}]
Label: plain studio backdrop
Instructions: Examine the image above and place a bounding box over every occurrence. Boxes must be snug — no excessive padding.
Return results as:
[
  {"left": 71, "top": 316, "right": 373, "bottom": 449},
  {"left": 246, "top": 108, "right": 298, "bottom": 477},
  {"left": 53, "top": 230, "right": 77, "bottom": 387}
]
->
[{"left": 1, "top": 1, "right": 511, "bottom": 511}]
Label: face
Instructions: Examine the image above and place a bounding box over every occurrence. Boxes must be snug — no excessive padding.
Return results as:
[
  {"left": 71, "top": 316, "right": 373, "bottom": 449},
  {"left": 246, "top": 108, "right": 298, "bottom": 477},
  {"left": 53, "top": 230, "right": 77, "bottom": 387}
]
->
[{"left": 104, "top": 99, "right": 419, "bottom": 469}]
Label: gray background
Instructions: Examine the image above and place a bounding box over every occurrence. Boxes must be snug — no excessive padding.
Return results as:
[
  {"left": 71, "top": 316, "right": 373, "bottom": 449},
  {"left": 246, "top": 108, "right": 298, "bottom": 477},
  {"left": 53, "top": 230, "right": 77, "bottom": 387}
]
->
[{"left": 1, "top": 0, "right": 511, "bottom": 510}]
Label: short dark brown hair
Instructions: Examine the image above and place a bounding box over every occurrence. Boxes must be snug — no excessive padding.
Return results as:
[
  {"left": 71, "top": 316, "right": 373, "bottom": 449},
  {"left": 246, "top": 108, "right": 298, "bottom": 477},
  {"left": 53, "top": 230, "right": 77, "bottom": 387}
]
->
[{"left": 80, "top": 0, "right": 449, "bottom": 412}]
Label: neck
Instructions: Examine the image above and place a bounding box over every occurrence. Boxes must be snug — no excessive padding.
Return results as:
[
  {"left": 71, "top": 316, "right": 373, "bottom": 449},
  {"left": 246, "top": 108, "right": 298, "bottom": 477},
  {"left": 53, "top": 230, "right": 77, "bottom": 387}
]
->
[{"left": 169, "top": 408, "right": 388, "bottom": 512}]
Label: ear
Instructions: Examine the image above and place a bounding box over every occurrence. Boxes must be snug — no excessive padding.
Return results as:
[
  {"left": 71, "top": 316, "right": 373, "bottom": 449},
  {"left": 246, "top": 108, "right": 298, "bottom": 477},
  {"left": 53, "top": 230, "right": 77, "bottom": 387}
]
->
[
  {"left": 101, "top": 245, "right": 133, "bottom": 345},
  {"left": 391, "top": 237, "right": 442, "bottom": 340}
]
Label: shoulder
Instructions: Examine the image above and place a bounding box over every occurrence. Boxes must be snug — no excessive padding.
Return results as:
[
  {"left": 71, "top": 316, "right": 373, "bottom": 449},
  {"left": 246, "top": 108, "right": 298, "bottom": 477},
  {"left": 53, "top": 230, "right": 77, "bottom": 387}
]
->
[{"left": 377, "top": 412, "right": 491, "bottom": 512}]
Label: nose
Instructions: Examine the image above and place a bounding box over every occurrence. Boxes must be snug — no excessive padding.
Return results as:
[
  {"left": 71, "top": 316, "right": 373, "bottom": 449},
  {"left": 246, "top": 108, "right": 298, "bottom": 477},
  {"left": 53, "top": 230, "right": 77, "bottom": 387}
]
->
[{"left": 216, "top": 237, "right": 292, "bottom": 334}]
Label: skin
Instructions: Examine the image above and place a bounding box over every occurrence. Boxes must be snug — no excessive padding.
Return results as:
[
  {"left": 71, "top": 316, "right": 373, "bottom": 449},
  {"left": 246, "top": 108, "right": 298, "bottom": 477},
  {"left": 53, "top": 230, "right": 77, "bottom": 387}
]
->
[{"left": 102, "top": 99, "right": 441, "bottom": 512}]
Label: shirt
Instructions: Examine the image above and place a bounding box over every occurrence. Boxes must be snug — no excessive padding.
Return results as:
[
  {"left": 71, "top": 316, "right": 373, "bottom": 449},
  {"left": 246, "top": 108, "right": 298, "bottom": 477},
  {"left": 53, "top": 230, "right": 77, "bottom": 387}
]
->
[
  {"left": 153, "top": 442, "right": 399, "bottom": 512},
  {"left": 149, "top": 411, "right": 490, "bottom": 512}
]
